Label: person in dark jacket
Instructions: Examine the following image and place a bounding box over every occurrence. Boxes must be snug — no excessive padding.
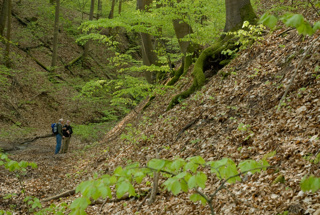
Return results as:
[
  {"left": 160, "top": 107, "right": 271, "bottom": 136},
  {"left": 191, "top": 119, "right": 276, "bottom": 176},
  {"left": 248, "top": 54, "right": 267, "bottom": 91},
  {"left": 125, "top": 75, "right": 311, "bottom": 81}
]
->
[
  {"left": 55, "top": 118, "right": 64, "bottom": 154},
  {"left": 61, "top": 120, "right": 73, "bottom": 153}
]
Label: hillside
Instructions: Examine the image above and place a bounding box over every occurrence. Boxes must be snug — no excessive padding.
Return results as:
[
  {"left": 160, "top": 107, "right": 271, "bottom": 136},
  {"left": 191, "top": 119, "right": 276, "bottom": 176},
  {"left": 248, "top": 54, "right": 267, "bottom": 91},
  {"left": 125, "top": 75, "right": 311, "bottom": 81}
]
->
[
  {"left": 2, "top": 27, "right": 320, "bottom": 215},
  {"left": 1, "top": 0, "right": 320, "bottom": 215},
  {"left": 0, "top": 0, "right": 137, "bottom": 150}
]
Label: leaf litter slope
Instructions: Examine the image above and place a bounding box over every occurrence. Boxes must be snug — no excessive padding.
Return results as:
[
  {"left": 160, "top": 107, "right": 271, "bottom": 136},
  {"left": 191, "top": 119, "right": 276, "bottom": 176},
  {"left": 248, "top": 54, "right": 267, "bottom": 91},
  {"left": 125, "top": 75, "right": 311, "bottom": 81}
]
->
[
  {"left": 96, "top": 30, "right": 320, "bottom": 214},
  {"left": 1, "top": 26, "right": 320, "bottom": 215}
]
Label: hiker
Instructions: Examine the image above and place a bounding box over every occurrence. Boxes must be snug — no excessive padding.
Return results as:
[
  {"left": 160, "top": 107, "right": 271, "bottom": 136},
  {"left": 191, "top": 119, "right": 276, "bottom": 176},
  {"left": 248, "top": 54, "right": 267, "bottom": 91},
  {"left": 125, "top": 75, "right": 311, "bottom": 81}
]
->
[
  {"left": 55, "top": 118, "right": 64, "bottom": 154},
  {"left": 61, "top": 120, "right": 73, "bottom": 153}
]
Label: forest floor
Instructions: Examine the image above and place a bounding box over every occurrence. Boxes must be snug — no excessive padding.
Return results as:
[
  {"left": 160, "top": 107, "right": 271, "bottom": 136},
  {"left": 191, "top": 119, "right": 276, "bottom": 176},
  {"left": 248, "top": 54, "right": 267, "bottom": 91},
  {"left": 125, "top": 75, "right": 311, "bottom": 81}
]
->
[
  {"left": 2, "top": 27, "right": 320, "bottom": 214},
  {"left": 2, "top": 1, "right": 320, "bottom": 215}
]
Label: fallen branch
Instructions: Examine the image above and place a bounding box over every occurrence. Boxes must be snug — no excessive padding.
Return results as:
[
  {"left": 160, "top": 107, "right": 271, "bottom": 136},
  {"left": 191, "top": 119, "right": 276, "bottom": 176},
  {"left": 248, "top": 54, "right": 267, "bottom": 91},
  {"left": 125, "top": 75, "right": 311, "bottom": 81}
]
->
[
  {"left": 176, "top": 118, "right": 200, "bottom": 141},
  {"left": 14, "top": 133, "right": 54, "bottom": 146},
  {"left": 41, "top": 189, "right": 75, "bottom": 202},
  {"left": 65, "top": 54, "right": 83, "bottom": 69}
]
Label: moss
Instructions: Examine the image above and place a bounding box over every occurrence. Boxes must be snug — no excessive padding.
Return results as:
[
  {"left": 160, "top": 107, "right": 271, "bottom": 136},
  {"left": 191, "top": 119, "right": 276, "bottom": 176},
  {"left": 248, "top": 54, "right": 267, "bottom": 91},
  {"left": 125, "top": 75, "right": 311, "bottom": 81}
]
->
[
  {"left": 182, "top": 54, "right": 193, "bottom": 76},
  {"left": 167, "top": 41, "right": 222, "bottom": 110},
  {"left": 240, "top": 3, "right": 257, "bottom": 25},
  {"left": 167, "top": 63, "right": 184, "bottom": 86},
  {"left": 166, "top": 37, "right": 237, "bottom": 110}
]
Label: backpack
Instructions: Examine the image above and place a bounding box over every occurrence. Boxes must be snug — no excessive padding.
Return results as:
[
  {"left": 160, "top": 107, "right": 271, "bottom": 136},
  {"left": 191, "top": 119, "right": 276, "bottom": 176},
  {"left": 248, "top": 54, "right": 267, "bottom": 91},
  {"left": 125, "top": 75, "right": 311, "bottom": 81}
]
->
[{"left": 51, "top": 123, "right": 58, "bottom": 134}]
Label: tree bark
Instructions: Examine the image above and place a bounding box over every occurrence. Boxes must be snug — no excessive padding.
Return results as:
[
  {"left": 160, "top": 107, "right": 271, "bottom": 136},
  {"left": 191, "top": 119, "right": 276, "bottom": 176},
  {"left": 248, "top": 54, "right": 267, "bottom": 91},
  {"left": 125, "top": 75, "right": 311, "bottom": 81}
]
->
[
  {"left": 97, "top": 0, "right": 102, "bottom": 19},
  {"left": 0, "top": 0, "right": 8, "bottom": 36},
  {"left": 51, "top": 0, "right": 60, "bottom": 71},
  {"left": 118, "top": 0, "right": 122, "bottom": 14},
  {"left": 108, "top": 0, "right": 116, "bottom": 19},
  {"left": 224, "top": 0, "right": 256, "bottom": 32},
  {"left": 167, "top": 0, "right": 257, "bottom": 110},
  {"left": 5, "top": 0, "right": 11, "bottom": 67},
  {"left": 137, "top": 0, "right": 159, "bottom": 84},
  {"left": 83, "top": 0, "right": 95, "bottom": 64}
]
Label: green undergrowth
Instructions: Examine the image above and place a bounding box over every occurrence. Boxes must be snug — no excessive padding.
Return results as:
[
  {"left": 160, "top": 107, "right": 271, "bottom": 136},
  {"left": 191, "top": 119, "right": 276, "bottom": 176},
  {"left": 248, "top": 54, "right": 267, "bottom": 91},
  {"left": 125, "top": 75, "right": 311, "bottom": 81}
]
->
[
  {"left": 0, "top": 125, "right": 36, "bottom": 142},
  {"left": 72, "top": 122, "right": 116, "bottom": 143}
]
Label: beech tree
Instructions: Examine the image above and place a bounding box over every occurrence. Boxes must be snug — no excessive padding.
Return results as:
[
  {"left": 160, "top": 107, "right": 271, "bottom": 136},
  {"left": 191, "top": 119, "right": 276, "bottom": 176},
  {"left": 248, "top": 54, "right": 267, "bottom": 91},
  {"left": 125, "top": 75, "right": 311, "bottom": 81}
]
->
[
  {"left": 108, "top": 0, "right": 116, "bottom": 19},
  {"left": 224, "top": 0, "right": 256, "bottom": 32},
  {"left": 5, "top": 0, "right": 11, "bottom": 67},
  {"left": 51, "top": 0, "right": 61, "bottom": 71},
  {"left": 0, "top": 0, "right": 8, "bottom": 36},
  {"left": 137, "top": 0, "right": 160, "bottom": 84},
  {"left": 167, "top": 0, "right": 257, "bottom": 109},
  {"left": 83, "top": 0, "right": 95, "bottom": 64}
]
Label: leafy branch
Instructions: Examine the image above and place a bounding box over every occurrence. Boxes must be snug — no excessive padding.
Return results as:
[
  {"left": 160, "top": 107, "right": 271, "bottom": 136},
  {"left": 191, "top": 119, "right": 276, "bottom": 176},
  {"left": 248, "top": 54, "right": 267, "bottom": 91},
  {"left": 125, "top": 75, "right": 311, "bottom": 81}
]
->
[{"left": 70, "top": 156, "right": 271, "bottom": 215}]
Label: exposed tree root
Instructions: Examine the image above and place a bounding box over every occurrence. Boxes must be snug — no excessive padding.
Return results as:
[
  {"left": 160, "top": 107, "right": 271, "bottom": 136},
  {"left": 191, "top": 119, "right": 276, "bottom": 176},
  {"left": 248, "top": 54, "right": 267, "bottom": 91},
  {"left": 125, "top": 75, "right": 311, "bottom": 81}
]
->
[
  {"left": 167, "top": 38, "right": 235, "bottom": 110},
  {"left": 166, "top": 62, "right": 184, "bottom": 86}
]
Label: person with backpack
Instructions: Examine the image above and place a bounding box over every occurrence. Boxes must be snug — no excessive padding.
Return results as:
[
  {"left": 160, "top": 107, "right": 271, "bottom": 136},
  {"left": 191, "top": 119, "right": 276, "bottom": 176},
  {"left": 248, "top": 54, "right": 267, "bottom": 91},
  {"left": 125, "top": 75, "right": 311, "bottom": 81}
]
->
[
  {"left": 61, "top": 120, "right": 73, "bottom": 153},
  {"left": 54, "top": 118, "right": 64, "bottom": 154}
]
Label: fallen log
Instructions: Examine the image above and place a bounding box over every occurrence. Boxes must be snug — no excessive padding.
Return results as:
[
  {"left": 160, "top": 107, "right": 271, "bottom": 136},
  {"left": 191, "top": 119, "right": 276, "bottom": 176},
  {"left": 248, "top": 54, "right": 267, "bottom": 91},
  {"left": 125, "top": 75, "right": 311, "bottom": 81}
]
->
[
  {"left": 42, "top": 189, "right": 75, "bottom": 202},
  {"left": 14, "top": 133, "right": 54, "bottom": 146}
]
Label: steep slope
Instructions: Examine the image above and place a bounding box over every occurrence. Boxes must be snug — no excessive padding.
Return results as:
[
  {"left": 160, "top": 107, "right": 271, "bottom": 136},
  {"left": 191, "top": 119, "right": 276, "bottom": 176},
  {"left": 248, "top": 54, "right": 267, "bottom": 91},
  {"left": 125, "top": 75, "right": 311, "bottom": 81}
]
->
[
  {"left": 2, "top": 1, "right": 320, "bottom": 215},
  {"left": 84, "top": 30, "right": 320, "bottom": 214}
]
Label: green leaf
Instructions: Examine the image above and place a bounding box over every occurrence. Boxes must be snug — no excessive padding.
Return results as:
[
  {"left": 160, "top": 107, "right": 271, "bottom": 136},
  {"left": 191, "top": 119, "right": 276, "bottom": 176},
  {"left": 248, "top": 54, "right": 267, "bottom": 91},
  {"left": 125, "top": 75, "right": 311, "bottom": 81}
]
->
[
  {"left": 170, "top": 159, "right": 186, "bottom": 171},
  {"left": 0, "top": 154, "right": 8, "bottom": 160},
  {"left": 171, "top": 180, "right": 181, "bottom": 195},
  {"left": 76, "top": 181, "right": 91, "bottom": 194},
  {"left": 128, "top": 183, "right": 136, "bottom": 197},
  {"left": 190, "top": 193, "right": 207, "bottom": 206},
  {"left": 70, "top": 197, "right": 91, "bottom": 210},
  {"left": 18, "top": 161, "right": 29, "bottom": 168},
  {"left": 313, "top": 21, "right": 320, "bottom": 31},
  {"left": 188, "top": 175, "right": 197, "bottom": 189},
  {"left": 239, "top": 160, "right": 261, "bottom": 173},
  {"left": 98, "top": 184, "right": 112, "bottom": 199},
  {"left": 187, "top": 156, "right": 206, "bottom": 165},
  {"left": 184, "top": 162, "right": 198, "bottom": 173},
  {"left": 259, "top": 13, "right": 278, "bottom": 29},
  {"left": 180, "top": 180, "right": 189, "bottom": 193},
  {"left": 285, "top": 14, "right": 304, "bottom": 28},
  {"left": 114, "top": 166, "right": 123, "bottom": 176},
  {"left": 296, "top": 22, "right": 314, "bottom": 36},
  {"left": 148, "top": 159, "right": 166, "bottom": 170},
  {"left": 134, "top": 171, "right": 145, "bottom": 184},
  {"left": 116, "top": 181, "right": 130, "bottom": 198},
  {"left": 300, "top": 175, "right": 320, "bottom": 193},
  {"left": 195, "top": 172, "right": 207, "bottom": 189},
  {"left": 175, "top": 172, "right": 187, "bottom": 179}
]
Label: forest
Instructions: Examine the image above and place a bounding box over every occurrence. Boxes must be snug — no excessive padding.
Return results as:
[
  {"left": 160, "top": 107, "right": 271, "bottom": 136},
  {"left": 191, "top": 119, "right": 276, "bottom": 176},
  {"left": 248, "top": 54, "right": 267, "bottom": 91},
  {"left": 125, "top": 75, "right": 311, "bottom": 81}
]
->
[{"left": 1, "top": 0, "right": 320, "bottom": 214}]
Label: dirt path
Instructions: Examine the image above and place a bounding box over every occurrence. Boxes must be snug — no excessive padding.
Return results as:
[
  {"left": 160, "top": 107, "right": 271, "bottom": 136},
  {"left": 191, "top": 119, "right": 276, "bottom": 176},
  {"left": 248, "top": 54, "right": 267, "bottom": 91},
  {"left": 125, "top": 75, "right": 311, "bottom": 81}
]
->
[{"left": 0, "top": 136, "right": 90, "bottom": 212}]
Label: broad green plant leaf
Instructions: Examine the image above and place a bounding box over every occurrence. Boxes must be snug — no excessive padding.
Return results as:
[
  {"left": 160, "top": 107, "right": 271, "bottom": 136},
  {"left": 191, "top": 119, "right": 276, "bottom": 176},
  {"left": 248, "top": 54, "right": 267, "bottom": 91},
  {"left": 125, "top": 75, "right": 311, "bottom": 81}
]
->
[
  {"left": 190, "top": 193, "right": 207, "bottom": 206},
  {"left": 259, "top": 13, "right": 278, "bottom": 29},
  {"left": 148, "top": 159, "right": 166, "bottom": 170},
  {"left": 300, "top": 175, "right": 320, "bottom": 193}
]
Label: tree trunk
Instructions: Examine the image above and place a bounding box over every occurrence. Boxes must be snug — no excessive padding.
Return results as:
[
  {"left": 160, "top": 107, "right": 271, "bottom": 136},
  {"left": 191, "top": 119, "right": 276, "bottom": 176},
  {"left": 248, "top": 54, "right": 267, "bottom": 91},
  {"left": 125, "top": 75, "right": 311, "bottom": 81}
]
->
[
  {"left": 167, "top": 0, "right": 257, "bottom": 110},
  {"left": 5, "top": 0, "right": 11, "bottom": 67},
  {"left": 118, "top": 0, "right": 122, "bottom": 14},
  {"left": 51, "top": 0, "right": 60, "bottom": 71},
  {"left": 224, "top": 0, "right": 256, "bottom": 32},
  {"left": 108, "top": 0, "right": 116, "bottom": 19},
  {"left": 0, "top": 0, "right": 8, "bottom": 36},
  {"left": 137, "top": 0, "right": 159, "bottom": 84},
  {"left": 172, "top": 19, "right": 194, "bottom": 74},
  {"left": 83, "top": 0, "right": 95, "bottom": 64},
  {"left": 97, "top": 0, "right": 102, "bottom": 19}
]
